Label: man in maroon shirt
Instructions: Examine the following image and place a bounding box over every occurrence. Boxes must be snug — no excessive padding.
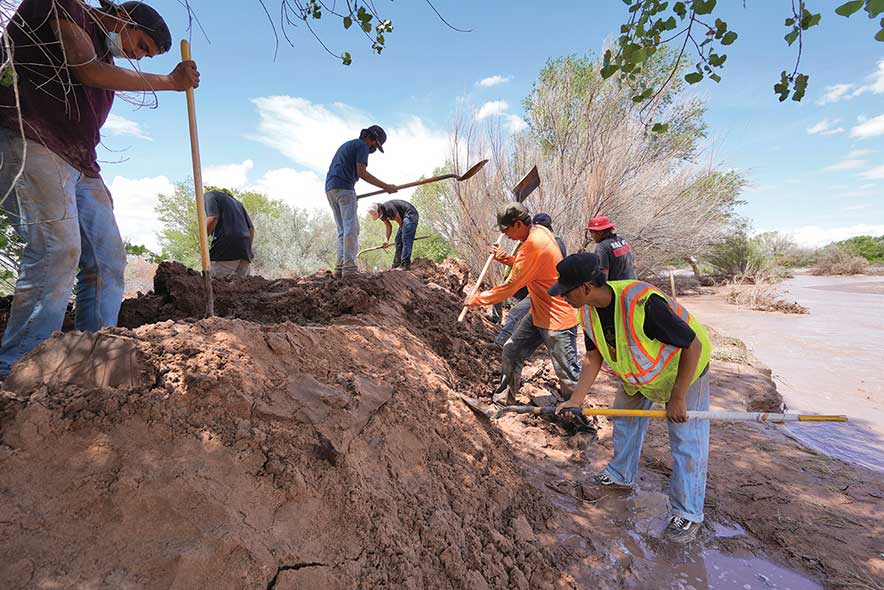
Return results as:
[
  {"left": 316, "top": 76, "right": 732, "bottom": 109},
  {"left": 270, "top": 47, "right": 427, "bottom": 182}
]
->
[{"left": 0, "top": 0, "right": 200, "bottom": 380}]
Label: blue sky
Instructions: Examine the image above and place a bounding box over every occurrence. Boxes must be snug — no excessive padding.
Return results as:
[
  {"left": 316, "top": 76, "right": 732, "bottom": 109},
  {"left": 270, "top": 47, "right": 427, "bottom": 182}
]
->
[{"left": 90, "top": 0, "right": 884, "bottom": 250}]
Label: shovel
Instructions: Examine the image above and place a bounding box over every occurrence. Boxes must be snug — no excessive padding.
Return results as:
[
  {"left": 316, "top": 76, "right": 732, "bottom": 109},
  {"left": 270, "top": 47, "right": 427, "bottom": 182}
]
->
[
  {"left": 493, "top": 405, "right": 849, "bottom": 423},
  {"left": 357, "top": 235, "right": 431, "bottom": 257},
  {"left": 457, "top": 166, "right": 540, "bottom": 322},
  {"left": 357, "top": 159, "right": 488, "bottom": 200}
]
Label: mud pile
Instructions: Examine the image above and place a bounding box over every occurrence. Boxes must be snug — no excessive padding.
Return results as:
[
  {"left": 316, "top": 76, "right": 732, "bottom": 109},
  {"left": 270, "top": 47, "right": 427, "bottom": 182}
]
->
[{"left": 0, "top": 261, "right": 569, "bottom": 590}]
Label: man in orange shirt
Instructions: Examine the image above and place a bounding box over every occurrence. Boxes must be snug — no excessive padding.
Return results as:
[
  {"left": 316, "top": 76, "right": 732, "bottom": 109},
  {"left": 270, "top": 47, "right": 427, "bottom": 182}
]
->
[{"left": 465, "top": 203, "right": 581, "bottom": 405}]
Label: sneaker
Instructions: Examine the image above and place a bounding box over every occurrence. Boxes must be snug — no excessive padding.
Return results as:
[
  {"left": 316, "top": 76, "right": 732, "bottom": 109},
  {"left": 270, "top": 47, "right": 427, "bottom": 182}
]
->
[
  {"left": 593, "top": 472, "right": 631, "bottom": 489},
  {"left": 663, "top": 516, "right": 701, "bottom": 544}
]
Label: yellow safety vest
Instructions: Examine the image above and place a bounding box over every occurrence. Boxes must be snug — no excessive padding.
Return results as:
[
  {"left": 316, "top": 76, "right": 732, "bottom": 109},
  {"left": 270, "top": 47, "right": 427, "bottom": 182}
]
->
[{"left": 580, "top": 280, "right": 711, "bottom": 403}]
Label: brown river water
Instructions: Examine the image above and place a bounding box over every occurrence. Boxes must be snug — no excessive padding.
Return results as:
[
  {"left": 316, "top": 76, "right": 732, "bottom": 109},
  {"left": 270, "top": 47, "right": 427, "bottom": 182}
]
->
[{"left": 688, "top": 274, "right": 884, "bottom": 473}]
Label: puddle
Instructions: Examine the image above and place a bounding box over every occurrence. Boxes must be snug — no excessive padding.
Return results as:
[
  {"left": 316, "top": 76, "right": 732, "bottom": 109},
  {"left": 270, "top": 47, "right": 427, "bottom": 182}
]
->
[{"left": 712, "top": 522, "right": 746, "bottom": 538}]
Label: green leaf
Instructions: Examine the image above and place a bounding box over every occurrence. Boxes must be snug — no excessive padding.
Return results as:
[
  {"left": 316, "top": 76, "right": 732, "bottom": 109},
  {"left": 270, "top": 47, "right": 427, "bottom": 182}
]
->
[
  {"left": 721, "top": 31, "right": 738, "bottom": 45},
  {"left": 342, "top": 52, "right": 352, "bottom": 66},
  {"left": 685, "top": 72, "right": 703, "bottom": 84},
  {"left": 784, "top": 18, "right": 795, "bottom": 26},
  {"left": 662, "top": 16, "right": 678, "bottom": 30},
  {"left": 361, "top": 21, "right": 372, "bottom": 32},
  {"left": 773, "top": 71, "right": 790, "bottom": 102},
  {"left": 651, "top": 122, "right": 669, "bottom": 133},
  {"left": 868, "top": 0, "right": 884, "bottom": 17},
  {"left": 600, "top": 64, "right": 618, "bottom": 79},
  {"left": 709, "top": 73, "right": 722, "bottom": 82},
  {"left": 792, "top": 73, "right": 809, "bottom": 101},
  {"left": 875, "top": 26, "right": 884, "bottom": 41},
  {"left": 343, "top": 16, "right": 352, "bottom": 29},
  {"left": 835, "top": 1, "right": 864, "bottom": 17},
  {"left": 693, "top": 0, "right": 717, "bottom": 16},
  {"left": 807, "top": 13, "right": 822, "bottom": 27},
  {"left": 673, "top": 1, "right": 687, "bottom": 18},
  {"left": 784, "top": 29, "right": 800, "bottom": 45}
]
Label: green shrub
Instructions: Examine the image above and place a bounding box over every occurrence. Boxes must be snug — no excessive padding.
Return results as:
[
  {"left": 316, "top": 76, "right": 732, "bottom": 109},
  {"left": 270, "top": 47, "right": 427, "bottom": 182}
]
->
[{"left": 834, "top": 235, "right": 884, "bottom": 264}]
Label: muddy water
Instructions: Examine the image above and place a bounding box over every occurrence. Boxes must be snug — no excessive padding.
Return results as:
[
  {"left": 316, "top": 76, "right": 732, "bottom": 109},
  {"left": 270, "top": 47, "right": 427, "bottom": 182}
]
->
[{"left": 689, "top": 275, "right": 884, "bottom": 472}]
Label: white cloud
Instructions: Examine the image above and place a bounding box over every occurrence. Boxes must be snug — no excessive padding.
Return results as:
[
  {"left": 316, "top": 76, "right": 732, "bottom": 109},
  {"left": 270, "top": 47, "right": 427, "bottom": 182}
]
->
[
  {"left": 250, "top": 96, "right": 448, "bottom": 200},
  {"left": 847, "top": 149, "right": 874, "bottom": 158},
  {"left": 789, "top": 224, "right": 884, "bottom": 247},
  {"left": 807, "top": 118, "right": 844, "bottom": 135},
  {"left": 823, "top": 159, "right": 867, "bottom": 171},
  {"left": 852, "top": 59, "right": 884, "bottom": 97},
  {"left": 816, "top": 83, "right": 855, "bottom": 105},
  {"left": 203, "top": 159, "right": 254, "bottom": 189},
  {"left": 103, "top": 114, "right": 151, "bottom": 140},
  {"left": 850, "top": 114, "right": 884, "bottom": 139},
  {"left": 251, "top": 168, "right": 325, "bottom": 210},
  {"left": 859, "top": 165, "right": 884, "bottom": 180},
  {"left": 477, "top": 75, "right": 511, "bottom": 88},
  {"left": 505, "top": 114, "right": 528, "bottom": 133},
  {"left": 476, "top": 100, "right": 509, "bottom": 120},
  {"left": 107, "top": 175, "right": 174, "bottom": 251}
]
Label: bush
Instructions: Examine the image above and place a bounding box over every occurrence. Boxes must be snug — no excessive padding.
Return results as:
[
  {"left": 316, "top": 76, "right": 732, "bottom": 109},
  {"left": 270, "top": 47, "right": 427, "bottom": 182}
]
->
[
  {"left": 811, "top": 245, "right": 869, "bottom": 276},
  {"left": 834, "top": 235, "right": 884, "bottom": 264},
  {"left": 706, "top": 230, "right": 767, "bottom": 278}
]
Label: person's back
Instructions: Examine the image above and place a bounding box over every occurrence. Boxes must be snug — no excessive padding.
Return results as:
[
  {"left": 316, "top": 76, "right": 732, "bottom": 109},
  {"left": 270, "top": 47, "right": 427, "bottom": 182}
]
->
[
  {"left": 205, "top": 191, "right": 253, "bottom": 264},
  {"left": 586, "top": 216, "right": 636, "bottom": 280}
]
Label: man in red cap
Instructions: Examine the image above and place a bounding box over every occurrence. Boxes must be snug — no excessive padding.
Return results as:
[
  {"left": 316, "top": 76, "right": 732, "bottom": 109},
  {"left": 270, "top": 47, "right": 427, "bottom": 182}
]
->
[{"left": 586, "top": 216, "right": 636, "bottom": 281}]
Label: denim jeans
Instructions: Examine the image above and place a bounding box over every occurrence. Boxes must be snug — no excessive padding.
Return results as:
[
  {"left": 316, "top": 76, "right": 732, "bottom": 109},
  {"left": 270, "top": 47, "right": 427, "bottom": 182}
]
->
[
  {"left": 494, "top": 295, "right": 531, "bottom": 347},
  {"left": 501, "top": 312, "right": 581, "bottom": 400},
  {"left": 325, "top": 188, "right": 359, "bottom": 273},
  {"left": 393, "top": 214, "right": 419, "bottom": 268},
  {"left": 0, "top": 129, "right": 126, "bottom": 379},
  {"left": 604, "top": 367, "right": 711, "bottom": 523}
]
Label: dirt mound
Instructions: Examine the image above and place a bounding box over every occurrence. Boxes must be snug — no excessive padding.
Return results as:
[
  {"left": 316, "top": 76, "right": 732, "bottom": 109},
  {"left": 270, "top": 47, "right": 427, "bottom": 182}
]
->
[
  {"left": 0, "top": 261, "right": 572, "bottom": 589},
  {"left": 118, "top": 261, "right": 498, "bottom": 396}
]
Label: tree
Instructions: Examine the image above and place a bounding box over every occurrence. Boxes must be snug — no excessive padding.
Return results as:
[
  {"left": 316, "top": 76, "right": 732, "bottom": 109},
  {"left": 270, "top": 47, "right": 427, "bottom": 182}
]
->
[
  {"left": 0, "top": 209, "right": 21, "bottom": 295},
  {"left": 834, "top": 234, "right": 884, "bottom": 263},
  {"left": 608, "top": 0, "right": 883, "bottom": 113},
  {"left": 250, "top": 206, "right": 338, "bottom": 277}
]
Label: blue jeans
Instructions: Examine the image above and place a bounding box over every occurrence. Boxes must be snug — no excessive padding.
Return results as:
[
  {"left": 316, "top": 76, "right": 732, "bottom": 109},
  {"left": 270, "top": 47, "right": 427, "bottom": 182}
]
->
[
  {"left": 604, "top": 367, "right": 711, "bottom": 523},
  {"left": 495, "top": 295, "right": 531, "bottom": 347},
  {"left": 501, "top": 312, "right": 581, "bottom": 400},
  {"left": 325, "top": 188, "right": 358, "bottom": 273},
  {"left": 393, "top": 214, "right": 418, "bottom": 268},
  {"left": 0, "top": 129, "right": 127, "bottom": 379}
]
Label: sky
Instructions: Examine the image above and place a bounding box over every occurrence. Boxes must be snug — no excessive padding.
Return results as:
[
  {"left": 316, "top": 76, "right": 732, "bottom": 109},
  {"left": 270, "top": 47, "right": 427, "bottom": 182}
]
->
[{"left": 62, "top": 0, "right": 884, "bottom": 251}]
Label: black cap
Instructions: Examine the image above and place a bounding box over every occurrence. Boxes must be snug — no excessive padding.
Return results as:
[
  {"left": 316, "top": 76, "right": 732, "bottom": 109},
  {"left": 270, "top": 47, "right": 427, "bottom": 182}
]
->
[
  {"left": 548, "top": 253, "right": 601, "bottom": 297},
  {"left": 497, "top": 202, "right": 531, "bottom": 231},
  {"left": 100, "top": 1, "right": 172, "bottom": 54},
  {"left": 363, "top": 125, "right": 387, "bottom": 153},
  {"left": 532, "top": 213, "right": 553, "bottom": 230}
]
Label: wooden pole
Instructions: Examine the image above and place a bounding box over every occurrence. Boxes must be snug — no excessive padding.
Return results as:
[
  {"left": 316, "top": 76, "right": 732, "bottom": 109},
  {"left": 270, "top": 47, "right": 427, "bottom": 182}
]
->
[
  {"left": 497, "top": 406, "right": 849, "bottom": 422},
  {"left": 180, "top": 40, "right": 214, "bottom": 317},
  {"left": 458, "top": 234, "right": 504, "bottom": 322},
  {"left": 669, "top": 268, "right": 677, "bottom": 302}
]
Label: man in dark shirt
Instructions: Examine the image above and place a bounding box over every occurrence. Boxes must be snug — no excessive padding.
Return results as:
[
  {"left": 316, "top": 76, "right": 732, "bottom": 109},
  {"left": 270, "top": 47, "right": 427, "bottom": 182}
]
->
[
  {"left": 551, "top": 252, "right": 712, "bottom": 544},
  {"left": 325, "top": 126, "right": 398, "bottom": 278},
  {"left": 0, "top": 0, "right": 200, "bottom": 381},
  {"left": 368, "top": 199, "right": 419, "bottom": 270},
  {"left": 205, "top": 190, "right": 254, "bottom": 278},
  {"left": 586, "top": 216, "right": 636, "bottom": 280}
]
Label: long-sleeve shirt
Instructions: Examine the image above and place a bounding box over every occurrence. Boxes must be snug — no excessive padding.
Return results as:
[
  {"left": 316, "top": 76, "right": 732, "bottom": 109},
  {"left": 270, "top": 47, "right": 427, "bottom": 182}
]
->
[{"left": 474, "top": 225, "right": 578, "bottom": 331}]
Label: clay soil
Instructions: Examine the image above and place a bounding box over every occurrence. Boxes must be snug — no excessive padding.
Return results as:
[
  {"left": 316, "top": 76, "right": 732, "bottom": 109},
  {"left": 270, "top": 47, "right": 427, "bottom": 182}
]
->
[{"left": 1, "top": 260, "right": 882, "bottom": 589}]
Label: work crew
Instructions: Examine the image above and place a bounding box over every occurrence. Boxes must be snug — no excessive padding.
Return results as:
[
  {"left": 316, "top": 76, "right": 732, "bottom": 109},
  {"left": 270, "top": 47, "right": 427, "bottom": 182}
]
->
[
  {"left": 0, "top": 0, "right": 199, "bottom": 381},
  {"left": 205, "top": 190, "right": 254, "bottom": 278},
  {"left": 494, "top": 212, "right": 567, "bottom": 346},
  {"left": 551, "top": 252, "right": 712, "bottom": 543},
  {"left": 464, "top": 203, "right": 581, "bottom": 406},
  {"left": 586, "top": 216, "right": 636, "bottom": 280},
  {"left": 325, "top": 126, "right": 398, "bottom": 278},
  {"left": 368, "top": 199, "right": 419, "bottom": 270}
]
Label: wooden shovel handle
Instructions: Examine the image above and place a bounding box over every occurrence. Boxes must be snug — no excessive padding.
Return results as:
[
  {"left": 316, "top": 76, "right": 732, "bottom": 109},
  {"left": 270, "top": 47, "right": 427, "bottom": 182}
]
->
[{"left": 458, "top": 234, "right": 504, "bottom": 322}]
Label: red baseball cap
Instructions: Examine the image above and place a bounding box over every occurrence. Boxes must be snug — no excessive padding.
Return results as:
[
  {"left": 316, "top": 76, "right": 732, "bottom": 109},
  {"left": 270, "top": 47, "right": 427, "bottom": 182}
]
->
[{"left": 586, "top": 216, "right": 615, "bottom": 231}]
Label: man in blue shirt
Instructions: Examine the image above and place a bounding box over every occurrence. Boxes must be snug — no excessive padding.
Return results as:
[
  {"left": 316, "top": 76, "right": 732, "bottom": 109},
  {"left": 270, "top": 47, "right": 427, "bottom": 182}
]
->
[{"left": 325, "top": 125, "right": 398, "bottom": 278}]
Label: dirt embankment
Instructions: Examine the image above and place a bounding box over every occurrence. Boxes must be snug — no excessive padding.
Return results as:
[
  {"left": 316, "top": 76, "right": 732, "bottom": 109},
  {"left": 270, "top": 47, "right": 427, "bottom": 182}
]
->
[{"left": 1, "top": 260, "right": 882, "bottom": 589}]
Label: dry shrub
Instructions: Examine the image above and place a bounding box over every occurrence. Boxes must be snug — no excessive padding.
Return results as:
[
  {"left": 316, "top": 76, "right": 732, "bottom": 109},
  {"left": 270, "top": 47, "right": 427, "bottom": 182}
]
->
[
  {"left": 811, "top": 246, "right": 869, "bottom": 276},
  {"left": 724, "top": 281, "right": 808, "bottom": 314}
]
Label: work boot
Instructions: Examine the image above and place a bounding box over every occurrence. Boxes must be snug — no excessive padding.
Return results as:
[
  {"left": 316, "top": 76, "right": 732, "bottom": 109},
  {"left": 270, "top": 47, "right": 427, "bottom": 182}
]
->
[
  {"left": 333, "top": 265, "right": 343, "bottom": 279},
  {"left": 592, "top": 472, "right": 631, "bottom": 490},
  {"left": 663, "top": 516, "right": 701, "bottom": 544},
  {"left": 400, "top": 259, "right": 411, "bottom": 271}
]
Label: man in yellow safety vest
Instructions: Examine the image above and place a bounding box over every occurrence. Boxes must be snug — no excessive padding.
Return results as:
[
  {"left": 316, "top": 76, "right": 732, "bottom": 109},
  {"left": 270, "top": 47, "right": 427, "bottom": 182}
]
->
[{"left": 550, "top": 252, "right": 712, "bottom": 544}]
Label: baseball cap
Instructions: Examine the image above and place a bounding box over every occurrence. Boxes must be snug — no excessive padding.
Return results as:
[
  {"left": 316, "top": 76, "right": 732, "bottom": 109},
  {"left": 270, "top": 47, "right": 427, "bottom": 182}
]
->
[
  {"left": 548, "top": 253, "right": 601, "bottom": 297},
  {"left": 100, "top": 1, "right": 172, "bottom": 53},
  {"left": 532, "top": 213, "right": 553, "bottom": 230},
  {"left": 364, "top": 125, "right": 387, "bottom": 152},
  {"left": 497, "top": 202, "right": 531, "bottom": 231}
]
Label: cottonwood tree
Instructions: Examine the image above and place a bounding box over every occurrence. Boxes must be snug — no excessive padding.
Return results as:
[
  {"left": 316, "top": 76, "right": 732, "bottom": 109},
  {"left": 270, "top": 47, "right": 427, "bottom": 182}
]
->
[{"left": 250, "top": 206, "right": 338, "bottom": 277}]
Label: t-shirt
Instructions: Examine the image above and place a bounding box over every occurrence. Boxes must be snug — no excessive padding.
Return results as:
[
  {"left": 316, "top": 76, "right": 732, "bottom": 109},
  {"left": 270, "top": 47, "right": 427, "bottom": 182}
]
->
[
  {"left": 595, "top": 234, "right": 636, "bottom": 280},
  {"left": 325, "top": 139, "right": 370, "bottom": 192},
  {"left": 584, "top": 293, "right": 695, "bottom": 352},
  {"left": 205, "top": 191, "right": 254, "bottom": 262},
  {"left": 474, "top": 225, "right": 578, "bottom": 331},
  {"left": 0, "top": 0, "right": 115, "bottom": 177},
  {"left": 508, "top": 235, "right": 566, "bottom": 301},
  {"left": 379, "top": 199, "right": 418, "bottom": 221}
]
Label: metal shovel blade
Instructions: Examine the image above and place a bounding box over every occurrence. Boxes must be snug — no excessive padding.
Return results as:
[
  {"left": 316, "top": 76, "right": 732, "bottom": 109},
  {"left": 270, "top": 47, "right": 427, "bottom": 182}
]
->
[
  {"left": 512, "top": 165, "right": 540, "bottom": 202},
  {"left": 457, "top": 159, "right": 488, "bottom": 181}
]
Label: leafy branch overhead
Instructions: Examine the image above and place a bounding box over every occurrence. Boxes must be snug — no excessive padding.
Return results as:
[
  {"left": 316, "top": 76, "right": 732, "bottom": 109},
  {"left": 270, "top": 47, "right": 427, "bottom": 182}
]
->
[{"left": 607, "top": 0, "right": 883, "bottom": 111}]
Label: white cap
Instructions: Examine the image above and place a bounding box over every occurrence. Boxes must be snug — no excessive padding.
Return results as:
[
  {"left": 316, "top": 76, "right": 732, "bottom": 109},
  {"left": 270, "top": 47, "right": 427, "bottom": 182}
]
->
[{"left": 368, "top": 202, "right": 381, "bottom": 215}]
